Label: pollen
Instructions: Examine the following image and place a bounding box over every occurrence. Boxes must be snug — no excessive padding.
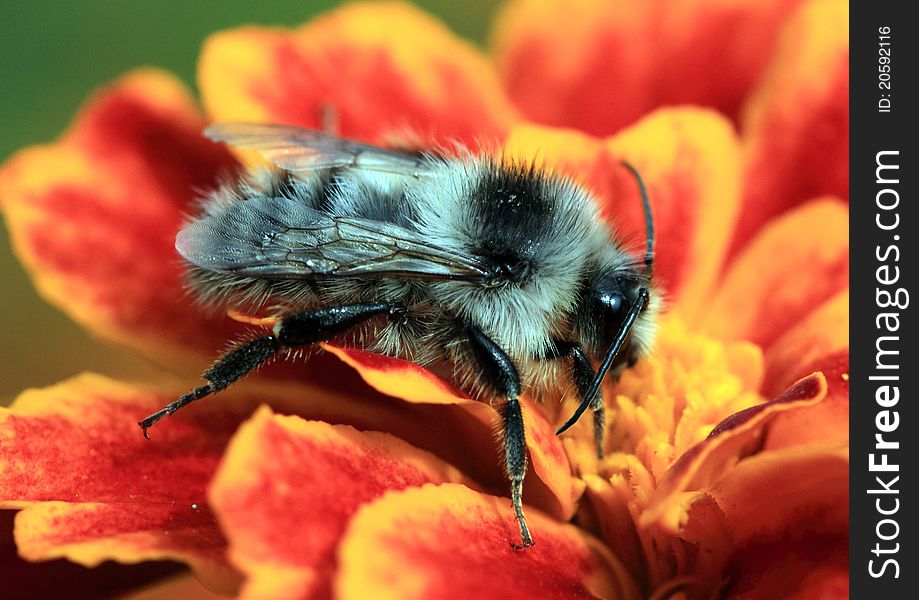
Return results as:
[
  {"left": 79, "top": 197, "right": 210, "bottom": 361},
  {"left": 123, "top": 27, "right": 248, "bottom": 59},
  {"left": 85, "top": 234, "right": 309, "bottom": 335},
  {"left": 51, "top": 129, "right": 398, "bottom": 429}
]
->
[{"left": 603, "top": 316, "right": 765, "bottom": 481}]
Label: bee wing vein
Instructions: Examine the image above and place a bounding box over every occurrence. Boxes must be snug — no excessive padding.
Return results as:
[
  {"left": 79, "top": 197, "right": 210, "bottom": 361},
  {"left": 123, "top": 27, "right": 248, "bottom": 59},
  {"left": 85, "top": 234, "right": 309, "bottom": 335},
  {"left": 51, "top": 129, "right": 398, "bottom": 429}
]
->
[
  {"left": 179, "top": 198, "right": 490, "bottom": 281},
  {"left": 205, "top": 123, "right": 434, "bottom": 176}
]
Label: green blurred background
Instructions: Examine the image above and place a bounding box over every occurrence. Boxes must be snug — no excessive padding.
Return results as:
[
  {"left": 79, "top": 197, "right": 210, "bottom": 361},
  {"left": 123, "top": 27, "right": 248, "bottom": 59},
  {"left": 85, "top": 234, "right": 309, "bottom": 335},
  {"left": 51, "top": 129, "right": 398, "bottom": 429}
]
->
[{"left": 0, "top": 0, "right": 500, "bottom": 403}]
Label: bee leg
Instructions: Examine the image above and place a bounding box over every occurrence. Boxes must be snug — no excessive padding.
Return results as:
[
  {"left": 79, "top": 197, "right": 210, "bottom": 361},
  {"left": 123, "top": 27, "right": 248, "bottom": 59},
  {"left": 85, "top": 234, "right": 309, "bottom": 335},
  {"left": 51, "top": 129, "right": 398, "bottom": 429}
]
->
[
  {"left": 465, "top": 324, "right": 534, "bottom": 549},
  {"left": 139, "top": 303, "right": 396, "bottom": 438},
  {"left": 546, "top": 341, "right": 605, "bottom": 459}
]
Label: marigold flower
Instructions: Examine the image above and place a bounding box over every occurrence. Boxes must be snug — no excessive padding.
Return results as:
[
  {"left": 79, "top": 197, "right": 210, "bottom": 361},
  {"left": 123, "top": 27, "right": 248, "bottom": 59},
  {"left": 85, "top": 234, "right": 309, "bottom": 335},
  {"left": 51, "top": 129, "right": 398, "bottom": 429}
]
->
[{"left": 1, "top": 1, "right": 848, "bottom": 598}]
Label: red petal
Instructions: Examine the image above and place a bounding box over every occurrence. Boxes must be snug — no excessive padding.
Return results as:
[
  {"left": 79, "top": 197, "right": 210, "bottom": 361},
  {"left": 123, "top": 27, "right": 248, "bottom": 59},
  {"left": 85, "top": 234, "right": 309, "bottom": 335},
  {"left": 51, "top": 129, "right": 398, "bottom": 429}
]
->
[
  {"left": 0, "top": 70, "right": 242, "bottom": 362},
  {"left": 209, "top": 407, "right": 472, "bottom": 600},
  {"left": 0, "top": 509, "right": 186, "bottom": 600},
  {"left": 731, "top": 0, "right": 849, "bottom": 254},
  {"left": 199, "top": 3, "right": 519, "bottom": 146},
  {"left": 0, "top": 70, "right": 373, "bottom": 389},
  {"left": 0, "top": 372, "right": 418, "bottom": 592},
  {"left": 706, "top": 447, "right": 848, "bottom": 549},
  {"left": 336, "top": 484, "right": 640, "bottom": 600},
  {"left": 13, "top": 502, "right": 233, "bottom": 589},
  {"left": 764, "top": 350, "right": 848, "bottom": 451},
  {"left": 654, "top": 447, "right": 849, "bottom": 598},
  {"left": 0, "top": 374, "right": 244, "bottom": 592},
  {"left": 324, "top": 345, "right": 579, "bottom": 521},
  {"left": 493, "top": 0, "right": 808, "bottom": 135}
]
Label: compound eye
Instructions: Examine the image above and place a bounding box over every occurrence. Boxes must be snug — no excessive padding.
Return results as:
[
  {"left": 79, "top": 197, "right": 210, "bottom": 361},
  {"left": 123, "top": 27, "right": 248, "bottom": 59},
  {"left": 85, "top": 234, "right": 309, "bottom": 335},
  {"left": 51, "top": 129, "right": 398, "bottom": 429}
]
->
[
  {"left": 599, "top": 291, "right": 626, "bottom": 317},
  {"left": 594, "top": 289, "right": 629, "bottom": 344}
]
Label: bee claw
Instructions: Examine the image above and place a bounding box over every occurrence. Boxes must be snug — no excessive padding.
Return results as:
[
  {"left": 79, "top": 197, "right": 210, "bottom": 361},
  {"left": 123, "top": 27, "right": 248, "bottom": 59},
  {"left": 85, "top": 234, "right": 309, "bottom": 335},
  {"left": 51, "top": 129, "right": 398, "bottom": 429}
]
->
[
  {"left": 387, "top": 304, "right": 408, "bottom": 318},
  {"left": 510, "top": 537, "right": 535, "bottom": 550}
]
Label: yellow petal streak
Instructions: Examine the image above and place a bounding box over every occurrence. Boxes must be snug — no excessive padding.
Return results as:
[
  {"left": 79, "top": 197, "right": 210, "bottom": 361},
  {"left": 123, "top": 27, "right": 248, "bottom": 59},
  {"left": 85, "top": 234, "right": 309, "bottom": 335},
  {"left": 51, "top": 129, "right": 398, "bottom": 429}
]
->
[
  {"left": 600, "top": 317, "right": 764, "bottom": 482},
  {"left": 573, "top": 316, "right": 766, "bottom": 592}
]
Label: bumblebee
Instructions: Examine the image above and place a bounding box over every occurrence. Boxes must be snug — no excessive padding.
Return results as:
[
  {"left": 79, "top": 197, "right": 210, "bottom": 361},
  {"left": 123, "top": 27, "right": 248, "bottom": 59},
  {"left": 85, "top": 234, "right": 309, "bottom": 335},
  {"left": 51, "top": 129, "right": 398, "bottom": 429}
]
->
[{"left": 140, "top": 124, "right": 657, "bottom": 547}]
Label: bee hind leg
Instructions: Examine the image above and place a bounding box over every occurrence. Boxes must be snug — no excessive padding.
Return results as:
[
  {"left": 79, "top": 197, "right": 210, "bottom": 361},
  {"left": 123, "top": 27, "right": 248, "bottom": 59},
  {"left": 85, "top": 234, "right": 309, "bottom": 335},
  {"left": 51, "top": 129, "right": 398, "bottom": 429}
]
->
[
  {"left": 139, "top": 335, "right": 279, "bottom": 438},
  {"left": 465, "top": 324, "right": 533, "bottom": 548},
  {"left": 139, "top": 302, "right": 397, "bottom": 438},
  {"left": 545, "top": 341, "right": 605, "bottom": 459}
]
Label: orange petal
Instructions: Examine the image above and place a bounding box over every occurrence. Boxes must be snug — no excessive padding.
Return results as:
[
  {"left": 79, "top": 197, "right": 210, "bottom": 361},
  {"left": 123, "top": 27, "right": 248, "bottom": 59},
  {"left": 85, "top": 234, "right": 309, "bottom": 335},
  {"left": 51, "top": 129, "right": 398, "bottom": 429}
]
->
[
  {"left": 199, "top": 2, "right": 519, "bottom": 146},
  {"left": 708, "top": 446, "right": 848, "bottom": 598},
  {"left": 0, "top": 372, "right": 417, "bottom": 592},
  {"left": 0, "top": 374, "right": 244, "bottom": 592},
  {"left": 732, "top": 0, "right": 849, "bottom": 254},
  {"left": 208, "top": 407, "right": 471, "bottom": 600},
  {"left": 122, "top": 574, "right": 227, "bottom": 600},
  {"left": 579, "top": 475, "right": 647, "bottom": 590},
  {"left": 701, "top": 199, "right": 848, "bottom": 348},
  {"left": 324, "top": 345, "right": 578, "bottom": 521},
  {"left": 655, "top": 447, "right": 848, "bottom": 597},
  {"left": 707, "top": 446, "right": 848, "bottom": 547},
  {"left": 643, "top": 373, "right": 826, "bottom": 530},
  {"left": 336, "top": 483, "right": 640, "bottom": 600},
  {"left": 762, "top": 291, "right": 849, "bottom": 449},
  {"left": 0, "top": 509, "right": 187, "bottom": 600},
  {"left": 13, "top": 502, "right": 233, "bottom": 590},
  {"left": 323, "top": 345, "right": 468, "bottom": 405},
  {"left": 764, "top": 290, "right": 849, "bottom": 393},
  {"left": 765, "top": 350, "right": 848, "bottom": 451},
  {"left": 492, "top": 0, "right": 808, "bottom": 136},
  {"left": 605, "top": 109, "right": 742, "bottom": 317},
  {"left": 0, "top": 69, "right": 242, "bottom": 363},
  {"left": 722, "top": 535, "right": 848, "bottom": 599}
]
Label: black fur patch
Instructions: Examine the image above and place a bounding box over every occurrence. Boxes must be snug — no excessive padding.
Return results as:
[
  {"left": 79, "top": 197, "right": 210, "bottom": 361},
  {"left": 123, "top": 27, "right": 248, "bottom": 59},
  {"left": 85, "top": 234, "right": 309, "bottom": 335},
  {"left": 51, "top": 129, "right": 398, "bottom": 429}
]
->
[
  {"left": 470, "top": 162, "right": 554, "bottom": 282},
  {"left": 314, "top": 167, "right": 346, "bottom": 214},
  {"left": 352, "top": 178, "right": 405, "bottom": 223},
  {"left": 265, "top": 169, "right": 300, "bottom": 201}
]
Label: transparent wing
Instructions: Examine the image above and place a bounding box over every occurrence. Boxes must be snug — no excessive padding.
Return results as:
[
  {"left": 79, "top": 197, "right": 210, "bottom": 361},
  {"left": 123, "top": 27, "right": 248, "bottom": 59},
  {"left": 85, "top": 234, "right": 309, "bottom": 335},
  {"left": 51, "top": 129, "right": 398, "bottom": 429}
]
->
[
  {"left": 177, "top": 197, "right": 492, "bottom": 281},
  {"left": 205, "top": 123, "right": 435, "bottom": 176}
]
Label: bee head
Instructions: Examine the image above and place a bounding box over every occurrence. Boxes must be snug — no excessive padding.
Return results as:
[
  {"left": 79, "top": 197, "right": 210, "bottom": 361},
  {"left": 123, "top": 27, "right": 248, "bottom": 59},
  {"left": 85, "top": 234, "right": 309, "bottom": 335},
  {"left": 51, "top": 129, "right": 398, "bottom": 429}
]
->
[
  {"left": 557, "top": 161, "right": 656, "bottom": 436},
  {"left": 587, "top": 269, "right": 648, "bottom": 362},
  {"left": 559, "top": 261, "right": 653, "bottom": 435},
  {"left": 575, "top": 160, "right": 656, "bottom": 368},
  {"left": 575, "top": 263, "right": 652, "bottom": 367}
]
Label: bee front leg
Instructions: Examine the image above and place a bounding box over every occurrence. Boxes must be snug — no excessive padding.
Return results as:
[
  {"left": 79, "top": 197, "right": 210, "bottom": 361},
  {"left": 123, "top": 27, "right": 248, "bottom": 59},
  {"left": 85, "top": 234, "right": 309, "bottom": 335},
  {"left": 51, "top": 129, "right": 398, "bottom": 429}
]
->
[
  {"left": 465, "top": 324, "right": 533, "bottom": 549},
  {"left": 545, "top": 341, "right": 605, "bottom": 459},
  {"left": 139, "top": 303, "right": 397, "bottom": 438}
]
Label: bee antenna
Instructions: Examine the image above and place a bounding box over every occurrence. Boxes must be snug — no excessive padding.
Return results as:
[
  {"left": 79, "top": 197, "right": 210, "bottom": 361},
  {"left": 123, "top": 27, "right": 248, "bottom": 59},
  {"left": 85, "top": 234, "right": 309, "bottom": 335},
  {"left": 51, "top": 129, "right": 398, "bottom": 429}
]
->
[
  {"left": 556, "top": 287, "right": 650, "bottom": 436},
  {"left": 620, "top": 161, "right": 654, "bottom": 275}
]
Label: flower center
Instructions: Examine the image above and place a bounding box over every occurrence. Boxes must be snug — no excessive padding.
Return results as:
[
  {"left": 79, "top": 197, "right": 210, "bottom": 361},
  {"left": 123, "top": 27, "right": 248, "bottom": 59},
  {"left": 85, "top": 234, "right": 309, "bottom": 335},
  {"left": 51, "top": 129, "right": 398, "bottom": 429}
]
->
[{"left": 603, "top": 316, "right": 765, "bottom": 482}]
